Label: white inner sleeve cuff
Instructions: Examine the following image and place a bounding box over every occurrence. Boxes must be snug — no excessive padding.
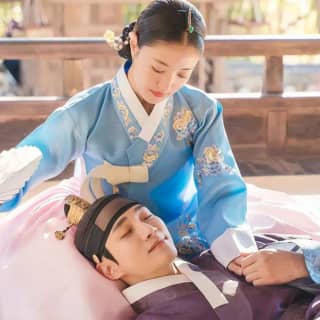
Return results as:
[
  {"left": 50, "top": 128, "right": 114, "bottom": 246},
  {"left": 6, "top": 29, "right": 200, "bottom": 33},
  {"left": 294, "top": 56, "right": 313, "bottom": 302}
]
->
[{"left": 210, "top": 224, "right": 258, "bottom": 268}]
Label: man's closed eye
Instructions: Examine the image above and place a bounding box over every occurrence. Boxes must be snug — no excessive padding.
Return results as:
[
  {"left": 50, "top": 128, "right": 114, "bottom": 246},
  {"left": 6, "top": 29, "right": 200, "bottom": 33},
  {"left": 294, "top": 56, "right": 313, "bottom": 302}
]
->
[{"left": 120, "top": 228, "right": 132, "bottom": 238}]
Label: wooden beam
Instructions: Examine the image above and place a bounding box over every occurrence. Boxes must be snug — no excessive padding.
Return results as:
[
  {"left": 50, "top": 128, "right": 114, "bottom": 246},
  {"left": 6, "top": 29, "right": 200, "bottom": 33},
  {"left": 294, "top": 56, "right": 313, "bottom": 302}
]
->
[
  {"left": 204, "top": 35, "right": 320, "bottom": 57},
  {"left": 0, "top": 97, "right": 65, "bottom": 121},
  {"left": 0, "top": 92, "right": 319, "bottom": 112},
  {"left": 0, "top": 38, "right": 113, "bottom": 59},
  {"left": 232, "top": 144, "right": 267, "bottom": 160},
  {"left": 0, "top": 92, "right": 320, "bottom": 110},
  {"left": 211, "top": 92, "right": 320, "bottom": 110},
  {"left": 1, "top": 35, "right": 320, "bottom": 59}
]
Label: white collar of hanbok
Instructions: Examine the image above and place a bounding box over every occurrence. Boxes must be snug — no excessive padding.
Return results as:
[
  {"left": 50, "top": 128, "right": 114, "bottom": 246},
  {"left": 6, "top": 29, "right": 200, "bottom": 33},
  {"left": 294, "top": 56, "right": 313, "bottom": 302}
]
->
[
  {"left": 122, "top": 259, "right": 228, "bottom": 309},
  {"left": 115, "top": 63, "right": 169, "bottom": 143},
  {"left": 122, "top": 273, "right": 190, "bottom": 304}
]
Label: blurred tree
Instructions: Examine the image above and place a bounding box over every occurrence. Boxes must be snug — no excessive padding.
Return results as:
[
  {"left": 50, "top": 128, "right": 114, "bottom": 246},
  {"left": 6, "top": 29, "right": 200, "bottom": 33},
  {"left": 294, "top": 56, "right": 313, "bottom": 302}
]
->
[
  {"left": 226, "top": 0, "right": 319, "bottom": 34},
  {"left": 122, "top": 4, "right": 145, "bottom": 24},
  {"left": 0, "top": 1, "right": 22, "bottom": 36},
  {"left": 312, "top": 0, "right": 320, "bottom": 31}
]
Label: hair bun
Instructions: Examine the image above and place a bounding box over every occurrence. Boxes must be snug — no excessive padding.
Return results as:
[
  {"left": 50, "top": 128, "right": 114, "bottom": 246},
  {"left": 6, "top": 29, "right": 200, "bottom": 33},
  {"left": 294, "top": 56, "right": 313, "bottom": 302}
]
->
[
  {"left": 121, "top": 21, "right": 136, "bottom": 40},
  {"left": 118, "top": 21, "right": 136, "bottom": 60}
]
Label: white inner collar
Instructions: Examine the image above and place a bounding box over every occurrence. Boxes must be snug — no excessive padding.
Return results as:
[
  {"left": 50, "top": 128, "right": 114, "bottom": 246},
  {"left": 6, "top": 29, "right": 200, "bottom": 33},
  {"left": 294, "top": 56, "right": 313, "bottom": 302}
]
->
[
  {"left": 122, "top": 273, "right": 190, "bottom": 304},
  {"left": 115, "top": 64, "right": 169, "bottom": 143}
]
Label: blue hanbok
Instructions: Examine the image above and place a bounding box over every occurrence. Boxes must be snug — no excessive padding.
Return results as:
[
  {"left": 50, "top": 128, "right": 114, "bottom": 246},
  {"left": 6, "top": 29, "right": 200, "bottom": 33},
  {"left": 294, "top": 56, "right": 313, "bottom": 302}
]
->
[{"left": 0, "top": 62, "right": 257, "bottom": 267}]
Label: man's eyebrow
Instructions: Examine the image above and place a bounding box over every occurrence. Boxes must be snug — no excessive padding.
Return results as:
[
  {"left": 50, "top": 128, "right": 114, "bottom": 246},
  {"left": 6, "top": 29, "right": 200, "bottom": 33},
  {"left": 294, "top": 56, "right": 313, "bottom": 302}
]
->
[
  {"left": 112, "top": 216, "right": 128, "bottom": 233},
  {"left": 152, "top": 58, "right": 193, "bottom": 71},
  {"left": 134, "top": 204, "right": 144, "bottom": 212}
]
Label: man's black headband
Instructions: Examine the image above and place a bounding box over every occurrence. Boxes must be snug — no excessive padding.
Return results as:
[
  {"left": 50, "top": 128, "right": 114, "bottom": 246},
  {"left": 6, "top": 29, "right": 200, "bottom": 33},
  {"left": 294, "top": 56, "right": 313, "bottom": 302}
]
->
[{"left": 74, "top": 194, "right": 138, "bottom": 264}]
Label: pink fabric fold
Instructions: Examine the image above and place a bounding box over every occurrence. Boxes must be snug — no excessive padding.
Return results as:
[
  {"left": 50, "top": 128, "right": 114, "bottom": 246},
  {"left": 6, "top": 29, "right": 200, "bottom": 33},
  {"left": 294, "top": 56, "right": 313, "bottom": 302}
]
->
[
  {"left": 247, "top": 183, "right": 320, "bottom": 240},
  {"left": 0, "top": 179, "right": 319, "bottom": 319},
  {"left": 0, "top": 177, "right": 136, "bottom": 320}
]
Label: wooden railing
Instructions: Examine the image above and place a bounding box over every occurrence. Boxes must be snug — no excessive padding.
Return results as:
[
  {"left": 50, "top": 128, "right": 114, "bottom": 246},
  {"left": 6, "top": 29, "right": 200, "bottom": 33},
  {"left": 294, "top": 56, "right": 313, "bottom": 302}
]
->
[{"left": 1, "top": 35, "right": 320, "bottom": 159}]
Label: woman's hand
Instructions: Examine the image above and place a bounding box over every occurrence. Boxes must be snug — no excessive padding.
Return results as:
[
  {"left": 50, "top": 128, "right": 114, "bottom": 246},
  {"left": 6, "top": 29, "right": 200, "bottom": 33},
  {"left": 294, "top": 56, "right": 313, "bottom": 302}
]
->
[
  {"left": 241, "top": 249, "right": 309, "bottom": 286},
  {"left": 227, "top": 255, "right": 246, "bottom": 276}
]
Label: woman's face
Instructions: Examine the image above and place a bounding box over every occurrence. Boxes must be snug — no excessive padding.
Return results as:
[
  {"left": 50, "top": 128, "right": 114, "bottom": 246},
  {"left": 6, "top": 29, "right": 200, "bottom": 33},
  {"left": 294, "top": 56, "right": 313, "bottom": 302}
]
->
[{"left": 128, "top": 35, "right": 201, "bottom": 106}]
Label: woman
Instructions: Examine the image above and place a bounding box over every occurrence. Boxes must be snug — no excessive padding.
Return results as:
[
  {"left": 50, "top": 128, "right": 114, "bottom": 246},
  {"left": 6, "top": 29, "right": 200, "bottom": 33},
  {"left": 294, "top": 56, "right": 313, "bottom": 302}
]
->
[{"left": 0, "top": 0, "right": 257, "bottom": 271}]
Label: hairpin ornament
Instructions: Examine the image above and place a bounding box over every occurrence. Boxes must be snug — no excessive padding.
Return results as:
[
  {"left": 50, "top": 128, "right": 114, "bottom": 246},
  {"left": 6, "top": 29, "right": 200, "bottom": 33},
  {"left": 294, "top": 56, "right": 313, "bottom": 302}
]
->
[
  {"left": 55, "top": 195, "right": 90, "bottom": 240},
  {"left": 104, "top": 30, "right": 129, "bottom": 51},
  {"left": 187, "top": 7, "right": 194, "bottom": 34}
]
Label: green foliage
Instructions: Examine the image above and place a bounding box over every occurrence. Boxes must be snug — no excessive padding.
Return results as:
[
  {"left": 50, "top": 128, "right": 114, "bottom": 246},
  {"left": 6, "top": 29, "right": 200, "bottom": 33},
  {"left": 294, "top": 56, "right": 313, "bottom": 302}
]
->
[
  {"left": 122, "top": 4, "right": 146, "bottom": 24},
  {"left": 227, "top": 0, "right": 319, "bottom": 34}
]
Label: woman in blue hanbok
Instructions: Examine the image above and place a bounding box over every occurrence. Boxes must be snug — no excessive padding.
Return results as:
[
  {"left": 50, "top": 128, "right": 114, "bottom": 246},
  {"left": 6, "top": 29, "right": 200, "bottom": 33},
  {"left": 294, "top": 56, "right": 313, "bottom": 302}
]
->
[{"left": 0, "top": 0, "right": 257, "bottom": 272}]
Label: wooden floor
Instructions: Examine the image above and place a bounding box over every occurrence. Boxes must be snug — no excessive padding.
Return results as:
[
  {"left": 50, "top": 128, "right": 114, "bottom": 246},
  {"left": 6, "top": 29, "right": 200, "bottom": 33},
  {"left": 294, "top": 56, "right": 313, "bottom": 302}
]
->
[
  {"left": 238, "top": 157, "right": 320, "bottom": 176},
  {"left": 244, "top": 175, "right": 320, "bottom": 194}
]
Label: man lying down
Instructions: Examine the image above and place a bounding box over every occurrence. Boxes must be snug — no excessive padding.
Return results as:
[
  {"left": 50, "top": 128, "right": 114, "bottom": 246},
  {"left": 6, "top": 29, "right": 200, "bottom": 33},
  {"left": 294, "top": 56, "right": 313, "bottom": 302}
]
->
[{"left": 67, "top": 194, "right": 320, "bottom": 320}]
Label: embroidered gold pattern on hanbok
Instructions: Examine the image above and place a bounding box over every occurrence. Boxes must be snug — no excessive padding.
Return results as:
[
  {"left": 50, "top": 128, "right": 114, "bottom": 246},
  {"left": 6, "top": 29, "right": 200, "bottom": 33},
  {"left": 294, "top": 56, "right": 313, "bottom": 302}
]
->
[
  {"left": 112, "top": 79, "right": 140, "bottom": 140},
  {"left": 173, "top": 108, "right": 197, "bottom": 142},
  {"left": 175, "top": 213, "right": 207, "bottom": 256},
  {"left": 195, "top": 145, "right": 236, "bottom": 184}
]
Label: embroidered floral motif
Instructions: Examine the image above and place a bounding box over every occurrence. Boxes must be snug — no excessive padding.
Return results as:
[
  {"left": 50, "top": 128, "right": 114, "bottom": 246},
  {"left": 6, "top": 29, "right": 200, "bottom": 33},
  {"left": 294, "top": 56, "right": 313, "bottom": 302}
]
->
[
  {"left": 141, "top": 100, "right": 173, "bottom": 168},
  {"left": 128, "top": 126, "right": 138, "bottom": 139},
  {"left": 143, "top": 144, "right": 160, "bottom": 168},
  {"left": 173, "top": 108, "right": 197, "bottom": 141},
  {"left": 111, "top": 79, "right": 140, "bottom": 140},
  {"left": 175, "top": 214, "right": 208, "bottom": 258},
  {"left": 154, "top": 130, "right": 165, "bottom": 143},
  {"left": 142, "top": 128, "right": 167, "bottom": 167},
  {"left": 112, "top": 78, "right": 171, "bottom": 166},
  {"left": 118, "top": 103, "right": 130, "bottom": 125},
  {"left": 111, "top": 83, "right": 121, "bottom": 97},
  {"left": 195, "top": 145, "right": 237, "bottom": 184}
]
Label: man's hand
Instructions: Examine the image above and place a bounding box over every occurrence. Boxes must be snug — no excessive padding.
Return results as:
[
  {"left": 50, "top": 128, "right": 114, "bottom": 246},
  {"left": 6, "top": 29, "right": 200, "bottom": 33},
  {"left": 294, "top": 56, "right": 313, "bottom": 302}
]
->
[{"left": 241, "top": 249, "right": 309, "bottom": 286}]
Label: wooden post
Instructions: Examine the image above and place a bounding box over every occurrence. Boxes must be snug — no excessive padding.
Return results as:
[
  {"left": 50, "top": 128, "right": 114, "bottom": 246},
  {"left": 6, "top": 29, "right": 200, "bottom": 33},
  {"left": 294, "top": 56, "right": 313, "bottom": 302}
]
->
[
  {"left": 207, "top": 2, "right": 230, "bottom": 92},
  {"left": 267, "top": 110, "right": 287, "bottom": 153},
  {"left": 197, "top": 2, "right": 207, "bottom": 91},
  {"left": 63, "top": 60, "right": 85, "bottom": 97},
  {"left": 262, "top": 56, "right": 283, "bottom": 94},
  {"left": 263, "top": 55, "right": 285, "bottom": 154}
]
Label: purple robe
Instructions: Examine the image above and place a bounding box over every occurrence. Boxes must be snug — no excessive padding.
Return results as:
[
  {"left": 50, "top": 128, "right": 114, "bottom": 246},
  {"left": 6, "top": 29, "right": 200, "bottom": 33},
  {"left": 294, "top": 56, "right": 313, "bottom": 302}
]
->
[
  {"left": 129, "top": 252, "right": 302, "bottom": 320},
  {"left": 306, "top": 295, "right": 320, "bottom": 319},
  {"left": 124, "top": 235, "right": 320, "bottom": 320}
]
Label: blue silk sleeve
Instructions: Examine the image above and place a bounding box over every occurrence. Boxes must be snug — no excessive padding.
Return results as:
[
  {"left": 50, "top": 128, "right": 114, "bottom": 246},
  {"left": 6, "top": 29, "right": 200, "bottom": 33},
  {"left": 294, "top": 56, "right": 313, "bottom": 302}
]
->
[{"left": 191, "top": 97, "right": 257, "bottom": 267}]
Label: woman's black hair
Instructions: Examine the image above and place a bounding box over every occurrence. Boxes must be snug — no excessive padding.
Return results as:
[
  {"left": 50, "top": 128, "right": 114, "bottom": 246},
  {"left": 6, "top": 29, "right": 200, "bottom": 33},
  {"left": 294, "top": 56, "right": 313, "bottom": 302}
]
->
[{"left": 118, "top": 0, "right": 206, "bottom": 60}]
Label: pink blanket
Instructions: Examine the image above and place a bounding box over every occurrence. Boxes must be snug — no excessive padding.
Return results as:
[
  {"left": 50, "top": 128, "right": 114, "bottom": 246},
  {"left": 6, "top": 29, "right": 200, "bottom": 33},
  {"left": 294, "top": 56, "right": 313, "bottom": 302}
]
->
[
  {"left": 0, "top": 178, "right": 136, "bottom": 320},
  {"left": 247, "top": 184, "right": 320, "bottom": 240},
  {"left": 0, "top": 178, "right": 319, "bottom": 319}
]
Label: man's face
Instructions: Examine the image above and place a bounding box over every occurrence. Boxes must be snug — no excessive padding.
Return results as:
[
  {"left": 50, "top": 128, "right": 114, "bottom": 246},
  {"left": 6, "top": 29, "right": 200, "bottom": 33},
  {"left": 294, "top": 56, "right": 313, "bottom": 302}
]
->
[{"left": 104, "top": 204, "right": 177, "bottom": 283}]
